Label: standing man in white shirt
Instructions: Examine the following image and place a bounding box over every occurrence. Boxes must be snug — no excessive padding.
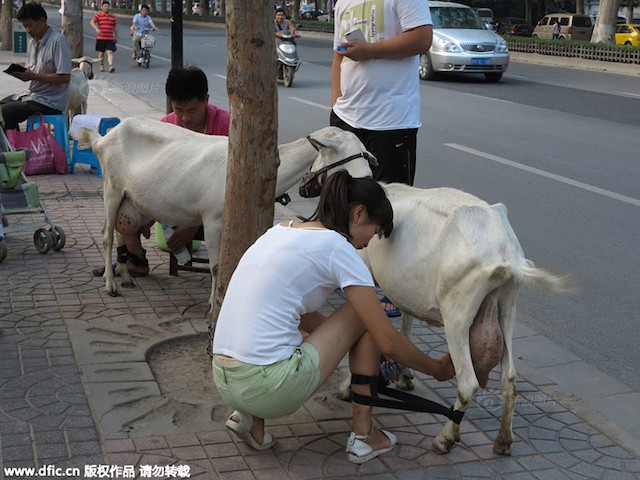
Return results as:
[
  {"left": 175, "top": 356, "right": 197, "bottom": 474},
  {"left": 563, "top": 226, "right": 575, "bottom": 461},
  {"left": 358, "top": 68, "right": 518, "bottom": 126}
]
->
[{"left": 331, "top": 0, "right": 432, "bottom": 316}]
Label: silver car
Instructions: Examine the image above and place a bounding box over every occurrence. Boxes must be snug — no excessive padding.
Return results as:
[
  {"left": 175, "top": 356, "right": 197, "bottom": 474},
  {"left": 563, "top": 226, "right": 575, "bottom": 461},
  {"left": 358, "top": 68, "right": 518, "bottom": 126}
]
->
[{"left": 420, "top": 1, "right": 509, "bottom": 83}]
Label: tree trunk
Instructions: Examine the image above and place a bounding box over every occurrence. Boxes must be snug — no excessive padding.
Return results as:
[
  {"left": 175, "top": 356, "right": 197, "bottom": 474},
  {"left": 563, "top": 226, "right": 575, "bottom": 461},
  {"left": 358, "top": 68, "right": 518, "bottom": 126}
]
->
[
  {"left": 62, "top": 0, "right": 84, "bottom": 57},
  {"left": 576, "top": 0, "right": 584, "bottom": 15},
  {"left": 591, "top": 0, "right": 618, "bottom": 43},
  {"left": 210, "top": 0, "right": 279, "bottom": 327},
  {"left": 1, "top": 0, "right": 14, "bottom": 51},
  {"left": 524, "top": 0, "right": 533, "bottom": 26},
  {"left": 220, "top": 0, "right": 225, "bottom": 17},
  {"left": 292, "top": 0, "right": 301, "bottom": 20}
]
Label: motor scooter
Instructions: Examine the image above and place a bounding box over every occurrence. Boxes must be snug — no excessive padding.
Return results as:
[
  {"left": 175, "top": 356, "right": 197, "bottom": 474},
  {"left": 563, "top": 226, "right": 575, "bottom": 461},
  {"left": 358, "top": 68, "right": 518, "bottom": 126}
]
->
[
  {"left": 276, "top": 31, "right": 301, "bottom": 88},
  {"left": 136, "top": 31, "right": 156, "bottom": 69}
]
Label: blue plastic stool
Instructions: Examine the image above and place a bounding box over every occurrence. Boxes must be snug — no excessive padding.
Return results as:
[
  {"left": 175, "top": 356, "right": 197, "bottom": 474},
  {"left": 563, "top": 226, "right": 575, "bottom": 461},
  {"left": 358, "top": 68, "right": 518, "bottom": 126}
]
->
[
  {"left": 26, "top": 113, "right": 70, "bottom": 165},
  {"left": 70, "top": 116, "right": 120, "bottom": 177}
]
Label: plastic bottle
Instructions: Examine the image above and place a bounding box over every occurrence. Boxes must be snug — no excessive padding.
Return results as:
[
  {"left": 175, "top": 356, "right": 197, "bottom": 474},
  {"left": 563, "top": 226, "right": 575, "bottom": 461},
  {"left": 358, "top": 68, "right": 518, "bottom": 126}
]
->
[{"left": 162, "top": 224, "right": 191, "bottom": 265}]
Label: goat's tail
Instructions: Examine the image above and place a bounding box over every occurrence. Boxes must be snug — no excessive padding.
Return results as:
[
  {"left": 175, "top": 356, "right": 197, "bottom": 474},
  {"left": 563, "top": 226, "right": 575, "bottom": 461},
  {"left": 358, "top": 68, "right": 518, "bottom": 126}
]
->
[
  {"left": 516, "top": 261, "right": 575, "bottom": 294},
  {"left": 73, "top": 128, "right": 102, "bottom": 147}
]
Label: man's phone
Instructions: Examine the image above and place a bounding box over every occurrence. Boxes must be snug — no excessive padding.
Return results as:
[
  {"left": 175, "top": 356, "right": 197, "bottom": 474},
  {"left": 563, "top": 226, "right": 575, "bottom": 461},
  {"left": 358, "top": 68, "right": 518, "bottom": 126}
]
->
[
  {"left": 4, "top": 63, "right": 27, "bottom": 75},
  {"left": 345, "top": 28, "right": 366, "bottom": 42}
]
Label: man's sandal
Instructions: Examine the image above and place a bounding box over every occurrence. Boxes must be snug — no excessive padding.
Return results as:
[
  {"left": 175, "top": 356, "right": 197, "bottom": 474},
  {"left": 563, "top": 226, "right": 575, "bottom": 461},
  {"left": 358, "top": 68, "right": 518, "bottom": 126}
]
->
[
  {"left": 345, "top": 425, "right": 397, "bottom": 464},
  {"left": 225, "top": 410, "right": 275, "bottom": 451}
]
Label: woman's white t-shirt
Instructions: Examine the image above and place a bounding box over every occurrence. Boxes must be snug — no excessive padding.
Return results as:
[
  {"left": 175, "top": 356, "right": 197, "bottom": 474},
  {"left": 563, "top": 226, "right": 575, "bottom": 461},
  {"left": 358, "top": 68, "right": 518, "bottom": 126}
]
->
[{"left": 212, "top": 223, "right": 375, "bottom": 365}]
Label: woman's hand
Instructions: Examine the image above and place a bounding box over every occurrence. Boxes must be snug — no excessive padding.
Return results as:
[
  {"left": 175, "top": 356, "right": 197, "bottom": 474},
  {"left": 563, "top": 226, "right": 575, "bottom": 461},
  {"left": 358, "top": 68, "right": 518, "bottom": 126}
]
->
[{"left": 433, "top": 353, "right": 455, "bottom": 381}]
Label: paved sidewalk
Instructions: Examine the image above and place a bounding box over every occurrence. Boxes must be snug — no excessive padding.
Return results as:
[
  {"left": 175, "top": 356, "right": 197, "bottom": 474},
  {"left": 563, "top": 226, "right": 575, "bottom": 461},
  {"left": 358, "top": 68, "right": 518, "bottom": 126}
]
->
[{"left": 1, "top": 50, "right": 640, "bottom": 480}]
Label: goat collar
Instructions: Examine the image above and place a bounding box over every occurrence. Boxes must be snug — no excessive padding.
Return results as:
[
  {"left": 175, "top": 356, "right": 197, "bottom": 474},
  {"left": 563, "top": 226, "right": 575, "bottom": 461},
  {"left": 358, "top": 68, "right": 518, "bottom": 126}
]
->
[{"left": 299, "top": 137, "right": 375, "bottom": 198}]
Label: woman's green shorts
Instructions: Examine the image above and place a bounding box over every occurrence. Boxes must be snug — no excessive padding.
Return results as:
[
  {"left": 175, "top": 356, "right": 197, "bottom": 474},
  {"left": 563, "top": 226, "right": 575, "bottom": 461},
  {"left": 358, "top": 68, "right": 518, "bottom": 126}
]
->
[{"left": 212, "top": 342, "right": 321, "bottom": 419}]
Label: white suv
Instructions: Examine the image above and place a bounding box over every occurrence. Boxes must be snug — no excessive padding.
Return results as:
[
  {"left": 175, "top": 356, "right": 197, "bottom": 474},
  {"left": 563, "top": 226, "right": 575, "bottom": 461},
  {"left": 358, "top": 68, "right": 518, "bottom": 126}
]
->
[{"left": 420, "top": 1, "right": 510, "bottom": 83}]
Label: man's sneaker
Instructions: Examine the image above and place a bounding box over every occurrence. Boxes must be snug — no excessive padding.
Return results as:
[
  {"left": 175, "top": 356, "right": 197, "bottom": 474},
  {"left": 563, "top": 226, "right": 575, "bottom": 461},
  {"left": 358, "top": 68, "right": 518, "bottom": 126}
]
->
[
  {"left": 108, "top": 66, "right": 115, "bottom": 73},
  {"left": 99, "top": 64, "right": 104, "bottom": 72}
]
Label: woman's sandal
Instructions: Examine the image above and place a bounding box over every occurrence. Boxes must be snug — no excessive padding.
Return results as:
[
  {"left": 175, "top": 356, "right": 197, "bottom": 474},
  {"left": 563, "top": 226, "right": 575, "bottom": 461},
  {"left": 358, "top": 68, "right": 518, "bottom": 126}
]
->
[
  {"left": 345, "top": 425, "right": 397, "bottom": 464},
  {"left": 225, "top": 410, "right": 275, "bottom": 451}
]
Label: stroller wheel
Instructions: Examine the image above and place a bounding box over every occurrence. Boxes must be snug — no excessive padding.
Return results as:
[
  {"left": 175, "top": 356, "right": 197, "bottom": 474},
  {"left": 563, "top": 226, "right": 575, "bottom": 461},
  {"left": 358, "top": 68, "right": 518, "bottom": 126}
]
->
[
  {"left": 34, "top": 228, "right": 54, "bottom": 253},
  {"left": 0, "top": 239, "right": 7, "bottom": 263},
  {"left": 50, "top": 226, "right": 66, "bottom": 251}
]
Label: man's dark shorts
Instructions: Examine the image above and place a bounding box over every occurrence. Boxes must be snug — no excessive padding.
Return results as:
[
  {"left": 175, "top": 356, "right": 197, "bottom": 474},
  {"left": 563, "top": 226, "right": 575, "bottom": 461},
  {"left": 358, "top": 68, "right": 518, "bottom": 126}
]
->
[
  {"left": 330, "top": 110, "right": 418, "bottom": 186},
  {"left": 95, "top": 39, "right": 116, "bottom": 52}
]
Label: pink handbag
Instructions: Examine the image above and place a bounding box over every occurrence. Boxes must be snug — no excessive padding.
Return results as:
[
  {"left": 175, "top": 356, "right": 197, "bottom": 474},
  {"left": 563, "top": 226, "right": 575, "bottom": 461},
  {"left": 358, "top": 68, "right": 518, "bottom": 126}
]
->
[{"left": 6, "top": 114, "right": 68, "bottom": 175}]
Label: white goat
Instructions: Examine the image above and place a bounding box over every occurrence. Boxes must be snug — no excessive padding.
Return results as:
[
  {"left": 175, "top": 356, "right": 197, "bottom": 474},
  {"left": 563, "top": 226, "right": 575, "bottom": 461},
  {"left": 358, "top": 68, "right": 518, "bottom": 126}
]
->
[
  {"left": 346, "top": 184, "right": 571, "bottom": 456},
  {"left": 67, "top": 57, "right": 99, "bottom": 124},
  {"left": 75, "top": 120, "right": 375, "bottom": 310}
]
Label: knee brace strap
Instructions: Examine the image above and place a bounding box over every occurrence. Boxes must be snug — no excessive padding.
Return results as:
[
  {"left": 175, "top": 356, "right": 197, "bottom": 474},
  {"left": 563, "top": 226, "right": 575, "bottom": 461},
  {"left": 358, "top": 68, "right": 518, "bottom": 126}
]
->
[{"left": 350, "top": 374, "right": 465, "bottom": 424}]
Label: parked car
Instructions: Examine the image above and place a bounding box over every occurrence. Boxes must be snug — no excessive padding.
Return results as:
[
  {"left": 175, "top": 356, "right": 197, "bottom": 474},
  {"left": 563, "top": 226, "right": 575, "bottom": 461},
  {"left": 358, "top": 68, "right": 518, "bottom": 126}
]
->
[
  {"left": 615, "top": 23, "right": 640, "bottom": 46},
  {"left": 298, "top": 4, "right": 324, "bottom": 20},
  {"left": 419, "top": 1, "right": 509, "bottom": 83},
  {"left": 475, "top": 7, "right": 495, "bottom": 24},
  {"left": 532, "top": 13, "right": 593, "bottom": 41},
  {"left": 498, "top": 17, "right": 533, "bottom": 36}
]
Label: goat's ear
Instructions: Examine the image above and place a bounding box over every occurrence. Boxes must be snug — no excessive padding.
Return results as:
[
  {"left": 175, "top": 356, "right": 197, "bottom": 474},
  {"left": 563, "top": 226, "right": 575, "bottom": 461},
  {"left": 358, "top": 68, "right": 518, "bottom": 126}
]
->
[{"left": 308, "top": 136, "right": 339, "bottom": 151}]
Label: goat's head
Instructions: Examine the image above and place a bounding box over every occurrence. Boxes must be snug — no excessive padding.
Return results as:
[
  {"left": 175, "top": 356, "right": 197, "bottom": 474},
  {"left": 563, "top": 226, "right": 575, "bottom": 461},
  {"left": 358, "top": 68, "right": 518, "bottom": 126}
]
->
[
  {"left": 299, "top": 127, "right": 377, "bottom": 198},
  {"left": 71, "top": 56, "right": 100, "bottom": 80}
]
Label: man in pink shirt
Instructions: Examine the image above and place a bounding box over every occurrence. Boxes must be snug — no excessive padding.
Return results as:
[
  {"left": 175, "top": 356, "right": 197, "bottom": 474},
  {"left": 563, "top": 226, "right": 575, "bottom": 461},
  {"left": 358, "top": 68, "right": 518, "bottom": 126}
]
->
[
  {"left": 161, "top": 66, "right": 230, "bottom": 251},
  {"left": 93, "top": 66, "right": 230, "bottom": 277}
]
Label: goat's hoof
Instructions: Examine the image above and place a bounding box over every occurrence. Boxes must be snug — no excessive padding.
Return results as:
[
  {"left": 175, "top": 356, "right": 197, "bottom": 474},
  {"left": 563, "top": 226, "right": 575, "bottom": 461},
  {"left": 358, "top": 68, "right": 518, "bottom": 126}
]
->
[
  {"left": 105, "top": 288, "right": 119, "bottom": 297},
  {"left": 433, "top": 433, "right": 456, "bottom": 454},
  {"left": 396, "top": 372, "right": 415, "bottom": 391},
  {"left": 120, "top": 280, "right": 135, "bottom": 288},
  {"left": 336, "top": 387, "right": 351, "bottom": 401},
  {"left": 493, "top": 434, "right": 512, "bottom": 456}
]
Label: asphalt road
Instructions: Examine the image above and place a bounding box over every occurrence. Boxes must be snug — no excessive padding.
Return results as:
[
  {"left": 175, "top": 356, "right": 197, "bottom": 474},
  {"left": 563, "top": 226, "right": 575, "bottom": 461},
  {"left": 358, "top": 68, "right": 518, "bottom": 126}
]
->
[{"left": 50, "top": 9, "right": 640, "bottom": 391}]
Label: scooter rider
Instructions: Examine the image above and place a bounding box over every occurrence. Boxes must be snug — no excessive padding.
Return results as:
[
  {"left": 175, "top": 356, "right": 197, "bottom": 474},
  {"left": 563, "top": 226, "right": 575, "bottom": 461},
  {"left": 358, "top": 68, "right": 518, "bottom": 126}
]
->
[
  {"left": 130, "top": 4, "right": 158, "bottom": 61},
  {"left": 274, "top": 7, "right": 299, "bottom": 40}
]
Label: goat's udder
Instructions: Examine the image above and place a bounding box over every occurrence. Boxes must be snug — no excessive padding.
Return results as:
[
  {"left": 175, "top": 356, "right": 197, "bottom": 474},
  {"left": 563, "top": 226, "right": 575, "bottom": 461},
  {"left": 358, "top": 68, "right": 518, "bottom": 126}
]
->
[{"left": 469, "top": 294, "right": 504, "bottom": 389}]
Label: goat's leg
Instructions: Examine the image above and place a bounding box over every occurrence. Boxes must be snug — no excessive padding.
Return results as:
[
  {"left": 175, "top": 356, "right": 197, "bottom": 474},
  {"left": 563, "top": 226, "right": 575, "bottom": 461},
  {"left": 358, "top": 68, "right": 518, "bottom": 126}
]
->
[
  {"left": 493, "top": 288, "right": 518, "bottom": 456},
  {"left": 395, "top": 312, "right": 416, "bottom": 391},
  {"left": 114, "top": 231, "right": 133, "bottom": 288},
  {"left": 432, "top": 297, "right": 481, "bottom": 454},
  {"left": 102, "top": 182, "right": 123, "bottom": 297},
  {"left": 202, "top": 219, "right": 221, "bottom": 319}
]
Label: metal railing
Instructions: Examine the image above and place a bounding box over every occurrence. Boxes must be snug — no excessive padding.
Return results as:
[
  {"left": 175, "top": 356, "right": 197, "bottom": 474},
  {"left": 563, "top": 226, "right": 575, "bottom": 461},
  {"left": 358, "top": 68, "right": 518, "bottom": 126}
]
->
[{"left": 505, "top": 37, "right": 640, "bottom": 65}]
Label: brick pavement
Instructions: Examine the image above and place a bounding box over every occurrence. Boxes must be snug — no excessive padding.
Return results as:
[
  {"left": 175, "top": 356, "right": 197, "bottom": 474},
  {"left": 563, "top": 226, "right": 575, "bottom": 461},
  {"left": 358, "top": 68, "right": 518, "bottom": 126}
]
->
[{"left": 1, "top": 51, "right": 640, "bottom": 479}]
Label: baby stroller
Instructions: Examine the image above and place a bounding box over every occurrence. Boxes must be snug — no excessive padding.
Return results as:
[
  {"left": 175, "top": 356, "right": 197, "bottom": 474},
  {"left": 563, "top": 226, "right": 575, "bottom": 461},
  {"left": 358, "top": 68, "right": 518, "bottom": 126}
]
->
[{"left": 0, "top": 109, "right": 66, "bottom": 263}]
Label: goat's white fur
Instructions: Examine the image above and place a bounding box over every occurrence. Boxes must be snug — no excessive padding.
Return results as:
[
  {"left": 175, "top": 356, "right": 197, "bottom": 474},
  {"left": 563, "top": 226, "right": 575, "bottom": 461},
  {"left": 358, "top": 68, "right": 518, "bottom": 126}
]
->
[
  {"left": 350, "top": 183, "right": 572, "bottom": 456},
  {"left": 67, "top": 57, "right": 99, "bottom": 124},
  {"left": 75, "top": 120, "right": 374, "bottom": 310}
]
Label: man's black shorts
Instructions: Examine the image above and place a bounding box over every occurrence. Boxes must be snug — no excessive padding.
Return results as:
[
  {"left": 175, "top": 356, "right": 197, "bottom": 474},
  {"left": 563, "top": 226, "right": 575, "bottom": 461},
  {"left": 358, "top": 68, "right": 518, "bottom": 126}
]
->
[{"left": 95, "top": 39, "right": 116, "bottom": 52}]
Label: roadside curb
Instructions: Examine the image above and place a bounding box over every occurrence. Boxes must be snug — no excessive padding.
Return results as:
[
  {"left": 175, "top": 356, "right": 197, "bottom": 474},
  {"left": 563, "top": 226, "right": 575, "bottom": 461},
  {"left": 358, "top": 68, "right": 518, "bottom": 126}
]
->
[{"left": 510, "top": 51, "right": 640, "bottom": 76}]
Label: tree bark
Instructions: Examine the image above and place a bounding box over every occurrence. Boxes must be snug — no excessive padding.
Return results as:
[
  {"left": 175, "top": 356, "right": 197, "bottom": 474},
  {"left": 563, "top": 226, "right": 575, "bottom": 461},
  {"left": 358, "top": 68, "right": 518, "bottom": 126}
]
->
[
  {"left": 62, "top": 0, "right": 84, "bottom": 57},
  {"left": 591, "top": 0, "right": 618, "bottom": 43},
  {"left": 1, "top": 0, "right": 14, "bottom": 51},
  {"left": 210, "top": 0, "right": 279, "bottom": 327},
  {"left": 576, "top": 0, "right": 584, "bottom": 15}
]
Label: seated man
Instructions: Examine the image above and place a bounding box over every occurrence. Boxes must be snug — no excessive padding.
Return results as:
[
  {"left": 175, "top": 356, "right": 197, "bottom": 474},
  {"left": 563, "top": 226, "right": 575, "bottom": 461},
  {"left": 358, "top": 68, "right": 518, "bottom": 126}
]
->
[
  {"left": 160, "top": 66, "right": 230, "bottom": 251},
  {"left": 92, "top": 66, "right": 230, "bottom": 276},
  {"left": 1, "top": 3, "right": 71, "bottom": 131}
]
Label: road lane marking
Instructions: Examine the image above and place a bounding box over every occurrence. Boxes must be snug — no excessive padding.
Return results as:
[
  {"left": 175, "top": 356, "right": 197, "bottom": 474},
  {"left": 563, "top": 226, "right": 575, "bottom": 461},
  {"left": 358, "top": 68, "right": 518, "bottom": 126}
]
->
[
  {"left": 505, "top": 74, "right": 529, "bottom": 80},
  {"left": 458, "top": 92, "right": 514, "bottom": 104},
  {"left": 214, "top": 74, "right": 227, "bottom": 80},
  {"left": 445, "top": 143, "right": 640, "bottom": 207},
  {"left": 622, "top": 92, "right": 640, "bottom": 98},
  {"left": 289, "top": 97, "right": 331, "bottom": 110},
  {"left": 82, "top": 33, "right": 170, "bottom": 63}
]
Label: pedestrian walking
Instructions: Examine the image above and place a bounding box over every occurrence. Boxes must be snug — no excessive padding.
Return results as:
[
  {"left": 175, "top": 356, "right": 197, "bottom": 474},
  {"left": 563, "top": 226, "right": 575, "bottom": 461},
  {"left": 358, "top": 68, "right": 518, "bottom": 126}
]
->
[
  {"left": 90, "top": 0, "right": 118, "bottom": 72},
  {"left": 552, "top": 20, "right": 561, "bottom": 39}
]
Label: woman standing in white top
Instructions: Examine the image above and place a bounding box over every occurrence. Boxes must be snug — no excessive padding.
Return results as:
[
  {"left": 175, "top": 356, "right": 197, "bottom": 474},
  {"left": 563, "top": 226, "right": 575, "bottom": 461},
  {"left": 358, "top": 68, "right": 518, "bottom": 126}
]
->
[{"left": 212, "top": 171, "right": 455, "bottom": 464}]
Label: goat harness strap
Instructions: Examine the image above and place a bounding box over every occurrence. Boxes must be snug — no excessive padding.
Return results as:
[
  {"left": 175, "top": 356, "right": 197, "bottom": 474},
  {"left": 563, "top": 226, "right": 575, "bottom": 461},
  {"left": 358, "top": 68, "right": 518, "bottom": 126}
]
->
[{"left": 349, "top": 374, "right": 465, "bottom": 425}]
